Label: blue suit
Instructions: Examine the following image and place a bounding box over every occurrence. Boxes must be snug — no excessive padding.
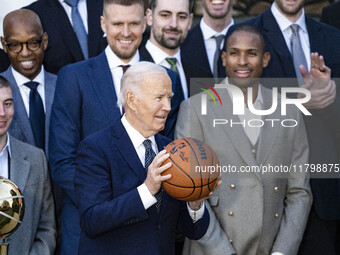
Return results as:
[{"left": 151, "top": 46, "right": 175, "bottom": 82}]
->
[
  {"left": 321, "top": 1, "right": 340, "bottom": 31},
  {"left": 1, "top": 67, "right": 56, "bottom": 154},
  {"left": 74, "top": 120, "right": 209, "bottom": 255},
  {"left": 0, "top": 49, "right": 10, "bottom": 73},
  {"left": 49, "top": 51, "right": 184, "bottom": 255},
  {"left": 24, "top": 0, "right": 107, "bottom": 74},
  {"left": 228, "top": 9, "right": 340, "bottom": 254}
]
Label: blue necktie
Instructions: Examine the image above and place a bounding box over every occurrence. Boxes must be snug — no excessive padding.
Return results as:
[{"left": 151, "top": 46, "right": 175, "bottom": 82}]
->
[
  {"left": 24, "top": 81, "right": 45, "bottom": 150},
  {"left": 143, "top": 139, "right": 162, "bottom": 213},
  {"left": 64, "top": 0, "right": 89, "bottom": 59},
  {"left": 290, "top": 24, "right": 308, "bottom": 85}
]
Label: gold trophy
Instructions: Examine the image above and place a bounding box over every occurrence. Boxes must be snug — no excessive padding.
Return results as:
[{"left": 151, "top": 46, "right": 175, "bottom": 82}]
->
[{"left": 0, "top": 177, "right": 24, "bottom": 255}]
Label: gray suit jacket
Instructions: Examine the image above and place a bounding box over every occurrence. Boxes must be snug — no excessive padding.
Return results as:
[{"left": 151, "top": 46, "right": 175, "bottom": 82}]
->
[
  {"left": 176, "top": 84, "right": 312, "bottom": 255},
  {"left": 0, "top": 67, "right": 56, "bottom": 154},
  {"left": 6, "top": 136, "right": 56, "bottom": 255}
]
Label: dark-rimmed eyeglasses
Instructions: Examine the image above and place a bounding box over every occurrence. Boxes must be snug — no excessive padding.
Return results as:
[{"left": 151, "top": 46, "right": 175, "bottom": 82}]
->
[{"left": 4, "top": 37, "right": 43, "bottom": 53}]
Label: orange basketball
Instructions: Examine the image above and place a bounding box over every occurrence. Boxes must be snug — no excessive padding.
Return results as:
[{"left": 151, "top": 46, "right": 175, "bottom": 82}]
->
[{"left": 161, "top": 137, "right": 220, "bottom": 201}]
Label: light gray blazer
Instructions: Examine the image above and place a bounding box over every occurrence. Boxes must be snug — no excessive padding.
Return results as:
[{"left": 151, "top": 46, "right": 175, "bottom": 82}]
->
[
  {"left": 6, "top": 136, "right": 56, "bottom": 255},
  {"left": 0, "top": 67, "right": 56, "bottom": 154},
  {"left": 176, "top": 84, "right": 312, "bottom": 255}
]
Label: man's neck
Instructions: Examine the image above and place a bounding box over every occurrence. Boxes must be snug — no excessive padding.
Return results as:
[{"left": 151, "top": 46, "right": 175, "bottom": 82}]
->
[
  {"left": 149, "top": 37, "right": 179, "bottom": 56},
  {"left": 203, "top": 12, "right": 232, "bottom": 33},
  {"left": 0, "top": 133, "right": 8, "bottom": 152}
]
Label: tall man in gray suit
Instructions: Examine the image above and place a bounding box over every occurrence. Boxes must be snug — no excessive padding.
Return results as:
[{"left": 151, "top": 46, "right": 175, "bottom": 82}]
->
[
  {"left": 0, "top": 9, "right": 56, "bottom": 154},
  {"left": 177, "top": 26, "right": 312, "bottom": 255},
  {"left": 0, "top": 75, "right": 56, "bottom": 255}
]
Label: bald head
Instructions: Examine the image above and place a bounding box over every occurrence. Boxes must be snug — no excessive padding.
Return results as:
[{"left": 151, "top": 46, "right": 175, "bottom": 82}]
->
[
  {"left": 1, "top": 9, "right": 47, "bottom": 80},
  {"left": 3, "top": 9, "right": 43, "bottom": 38}
]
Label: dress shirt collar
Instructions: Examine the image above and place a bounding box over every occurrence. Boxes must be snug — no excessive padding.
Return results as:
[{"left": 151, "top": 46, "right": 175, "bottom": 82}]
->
[
  {"left": 0, "top": 133, "right": 12, "bottom": 158},
  {"left": 12, "top": 66, "right": 45, "bottom": 88},
  {"left": 121, "top": 115, "right": 157, "bottom": 151},
  {"left": 271, "top": 3, "right": 307, "bottom": 33},
  {"left": 224, "top": 78, "right": 263, "bottom": 106},
  {"left": 105, "top": 45, "right": 140, "bottom": 69},
  {"left": 200, "top": 18, "right": 234, "bottom": 40},
  {"left": 145, "top": 40, "right": 183, "bottom": 68}
]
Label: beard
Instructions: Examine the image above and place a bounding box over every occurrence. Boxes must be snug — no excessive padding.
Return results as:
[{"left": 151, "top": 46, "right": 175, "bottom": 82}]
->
[
  {"left": 275, "top": 0, "right": 305, "bottom": 17},
  {"left": 153, "top": 27, "right": 185, "bottom": 50}
]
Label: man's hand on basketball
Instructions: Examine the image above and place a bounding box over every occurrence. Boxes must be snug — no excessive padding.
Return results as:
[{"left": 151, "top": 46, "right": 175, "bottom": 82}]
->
[
  {"left": 188, "top": 176, "right": 222, "bottom": 211},
  {"left": 144, "top": 150, "right": 172, "bottom": 196},
  {"left": 298, "top": 52, "right": 336, "bottom": 109}
]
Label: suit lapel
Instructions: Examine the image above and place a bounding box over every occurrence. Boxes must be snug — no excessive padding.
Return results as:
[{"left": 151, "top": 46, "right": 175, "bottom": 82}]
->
[
  {"left": 47, "top": 0, "right": 84, "bottom": 60},
  {"left": 9, "top": 138, "right": 30, "bottom": 193},
  {"left": 262, "top": 9, "right": 296, "bottom": 78},
  {"left": 139, "top": 47, "right": 155, "bottom": 62},
  {"left": 112, "top": 121, "right": 146, "bottom": 183},
  {"left": 88, "top": 52, "right": 120, "bottom": 123},
  {"left": 307, "top": 17, "right": 324, "bottom": 55},
  {"left": 44, "top": 71, "right": 56, "bottom": 152},
  {"left": 5, "top": 68, "right": 35, "bottom": 145}
]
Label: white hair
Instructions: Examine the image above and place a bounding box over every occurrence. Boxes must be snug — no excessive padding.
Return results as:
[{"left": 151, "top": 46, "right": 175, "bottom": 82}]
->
[{"left": 117, "top": 61, "right": 168, "bottom": 107}]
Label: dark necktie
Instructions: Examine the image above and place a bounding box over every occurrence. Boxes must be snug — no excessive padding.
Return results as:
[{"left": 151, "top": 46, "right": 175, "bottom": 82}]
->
[
  {"left": 213, "top": 34, "right": 224, "bottom": 78},
  {"left": 64, "top": 0, "right": 89, "bottom": 59},
  {"left": 119, "top": 64, "right": 131, "bottom": 74},
  {"left": 165, "top": 57, "right": 179, "bottom": 75},
  {"left": 24, "top": 81, "right": 45, "bottom": 150},
  {"left": 143, "top": 139, "right": 162, "bottom": 213},
  {"left": 290, "top": 24, "right": 308, "bottom": 85}
]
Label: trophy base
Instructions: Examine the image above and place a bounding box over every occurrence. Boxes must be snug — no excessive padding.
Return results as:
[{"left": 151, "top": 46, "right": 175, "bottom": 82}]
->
[{"left": 0, "top": 243, "right": 8, "bottom": 255}]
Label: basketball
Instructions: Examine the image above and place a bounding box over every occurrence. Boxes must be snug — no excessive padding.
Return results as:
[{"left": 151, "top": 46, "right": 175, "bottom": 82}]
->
[{"left": 161, "top": 137, "right": 220, "bottom": 201}]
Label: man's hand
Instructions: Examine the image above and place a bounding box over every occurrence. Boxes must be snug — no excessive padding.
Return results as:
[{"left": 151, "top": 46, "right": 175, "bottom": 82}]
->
[
  {"left": 298, "top": 52, "right": 336, "bottom": 109},
  {"left": 144, "top": 150, "right": 172, "bottom": 196}
]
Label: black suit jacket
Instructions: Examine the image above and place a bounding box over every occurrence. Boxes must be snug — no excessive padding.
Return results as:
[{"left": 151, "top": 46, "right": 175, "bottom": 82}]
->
[
  {"left": 139, "top": 45, "right": 212, "bottom": 96},
  {"left": 320, "top": 1, "right": 340, "bottom": 31},
  {"left": 24, "top": 0, "right": 107, "bottom": 74},
  {"left": 0, "top": 49, "right": 10, "bottom": 73},
  {"left": 228, "top": 9, "right": 340, "bottom": 220}
]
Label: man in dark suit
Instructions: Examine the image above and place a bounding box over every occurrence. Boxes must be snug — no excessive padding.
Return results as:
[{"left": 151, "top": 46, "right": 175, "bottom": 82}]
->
[
  {"left": 0, "top": 49, "right": 10, "bottom": 72},
  {"left": 24, "top": 0, "right": 107, "bottom": 74},
  {"left": 181, "top": 0, "right": 234, "bottom": 79},
  {"left": 74, "top": 61, "right": 209, "bottom": 255},
  {"left": 49, "top": 0, "right": 184, "bottom": 254},
  {"left": 320, "top": 1, "right": 340, "bottom": 31},
  {"left": 140, "top": 0, "right": 212, "bottom": 98},
  {"left": 0, "top": 9, "right": 56, "bottom": 154},
  {"left": 228, "top": 1, "right": 340, "bottom": 254}
]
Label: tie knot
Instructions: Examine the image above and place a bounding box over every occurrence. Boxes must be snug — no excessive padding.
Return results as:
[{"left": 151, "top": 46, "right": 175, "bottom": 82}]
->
[
  {"left": 143, "top": 139, "right": 152, "bottom": 150},
  {"left": 165, "top": 57, "right": 177, "bottom": 67},
  {"left": 214, "top": 34, "right": 224, "bottom": 45},
  {"left": 291, "top": 24, "right": 300, "bottom": 35},
  {"left": 119, "top": 64, "right": 131, "bottom": 74},
  {"left": 64, "top": 0, "right": 79, "bottom": 7},
  {"left": 24, "top": 81, "right": 39, "bottom": 91}
]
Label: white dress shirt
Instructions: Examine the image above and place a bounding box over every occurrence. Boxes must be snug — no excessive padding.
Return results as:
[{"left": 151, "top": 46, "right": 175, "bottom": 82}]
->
[
  {"left": 271, "top": 3, "right": 311, "bottom": 71},
  {"left": 200, "top": 18, "right": 234, "bottom": 74},
  {"left": 0, "top": 133, "right": 11, "bottom": 179},
  {"left": 225, "top": 79, "right": 263, "bottom": 145},
  {"left": 59, "top": 0, "right": 88, "bottom": 34},
  {"left": 11, "top": 67, "right": 46, "bottom": 115},
  {"left": 105, "top": 46, "right": 140, "bottom": 113},
  {"left": 145, "top": 40, "right": 189, "bottom": 99},
  {"left": 121, "top": 115, "right": 204, "bottom": 221}
]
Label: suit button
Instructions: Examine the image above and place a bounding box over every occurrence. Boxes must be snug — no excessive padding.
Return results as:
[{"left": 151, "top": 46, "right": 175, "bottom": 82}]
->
[
  {"left": 230, "top": 184, "right": 235, "bottom": 190},
  {"left": 229, "top": 239, "right": 233, "bottom": 243},
  {"left": 274, "top": 213, "right": 279, "bottom": 218},
  {"left": 228, "top": 211, "right": 234, "bottom": 216},
  {"left": 252, "top": 149, "right": 256, "bottom": 154},
  {"left": 156, "top": 225, "right": 161, "bottom": 231},
  {"left": 274, "top": 187, "right": 279, "bottom": 192}
]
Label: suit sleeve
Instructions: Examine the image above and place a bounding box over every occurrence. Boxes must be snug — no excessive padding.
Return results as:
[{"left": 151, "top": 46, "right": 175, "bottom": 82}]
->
[
  {"left": 29, "top": 150, "right": 57, "bottom": 255},
  {"left": 271, "top": 110, "right": 313, "bottom": 255},
  {"left": 175, "top": 99, "right": 236, "bottom": 255},
  {"left": 49, "top": 66, "right": 82, "bottom": 204},
  {"left": 74, "top": 137, "right": 149, "bottom": 239}
]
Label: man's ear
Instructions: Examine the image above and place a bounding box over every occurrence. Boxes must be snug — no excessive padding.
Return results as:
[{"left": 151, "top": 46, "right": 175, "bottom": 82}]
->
[{"left": 262, "top": 52, "right": 271, "bottom": 68}]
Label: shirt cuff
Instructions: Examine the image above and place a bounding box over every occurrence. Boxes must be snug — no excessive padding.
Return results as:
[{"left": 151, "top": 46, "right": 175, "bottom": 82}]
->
[
  {"left": 272, "top": 252, "right": 285, "bottom": 255},
  {"left": 137, "top": 184, "right": 157, "bottom": 209},
  {"left": 187, "top": 202, "right": 205, "bottom": 223}
]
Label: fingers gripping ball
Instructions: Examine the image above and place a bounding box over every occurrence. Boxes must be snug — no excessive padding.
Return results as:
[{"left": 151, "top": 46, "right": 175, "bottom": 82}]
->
[{"left": 161, "top": 137, "right": 220, "bottom": 201}]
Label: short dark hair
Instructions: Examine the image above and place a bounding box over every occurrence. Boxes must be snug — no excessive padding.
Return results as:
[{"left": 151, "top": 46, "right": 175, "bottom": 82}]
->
[
  {"left": 148, "top": 0, "right": 194, "bottom": 13},
  {"left": 104, "top": 0, "right": 144, "bottom": 13},
  {"left": 0, "top": 76, "right": 11, "bottom": 89},
  {"left": 227, "top": 25, "right": 266, "bottom": 54}
]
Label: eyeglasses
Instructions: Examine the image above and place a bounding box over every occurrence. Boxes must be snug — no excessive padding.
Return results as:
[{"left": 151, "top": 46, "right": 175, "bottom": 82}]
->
[{"left": 5, "top": 37, "right": 43, "bottom": 53}]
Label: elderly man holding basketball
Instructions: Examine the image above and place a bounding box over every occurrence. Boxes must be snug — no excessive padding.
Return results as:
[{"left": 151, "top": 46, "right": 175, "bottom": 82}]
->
[{"left": 74, "top": 62, "right": 210, "bottom": 255}]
